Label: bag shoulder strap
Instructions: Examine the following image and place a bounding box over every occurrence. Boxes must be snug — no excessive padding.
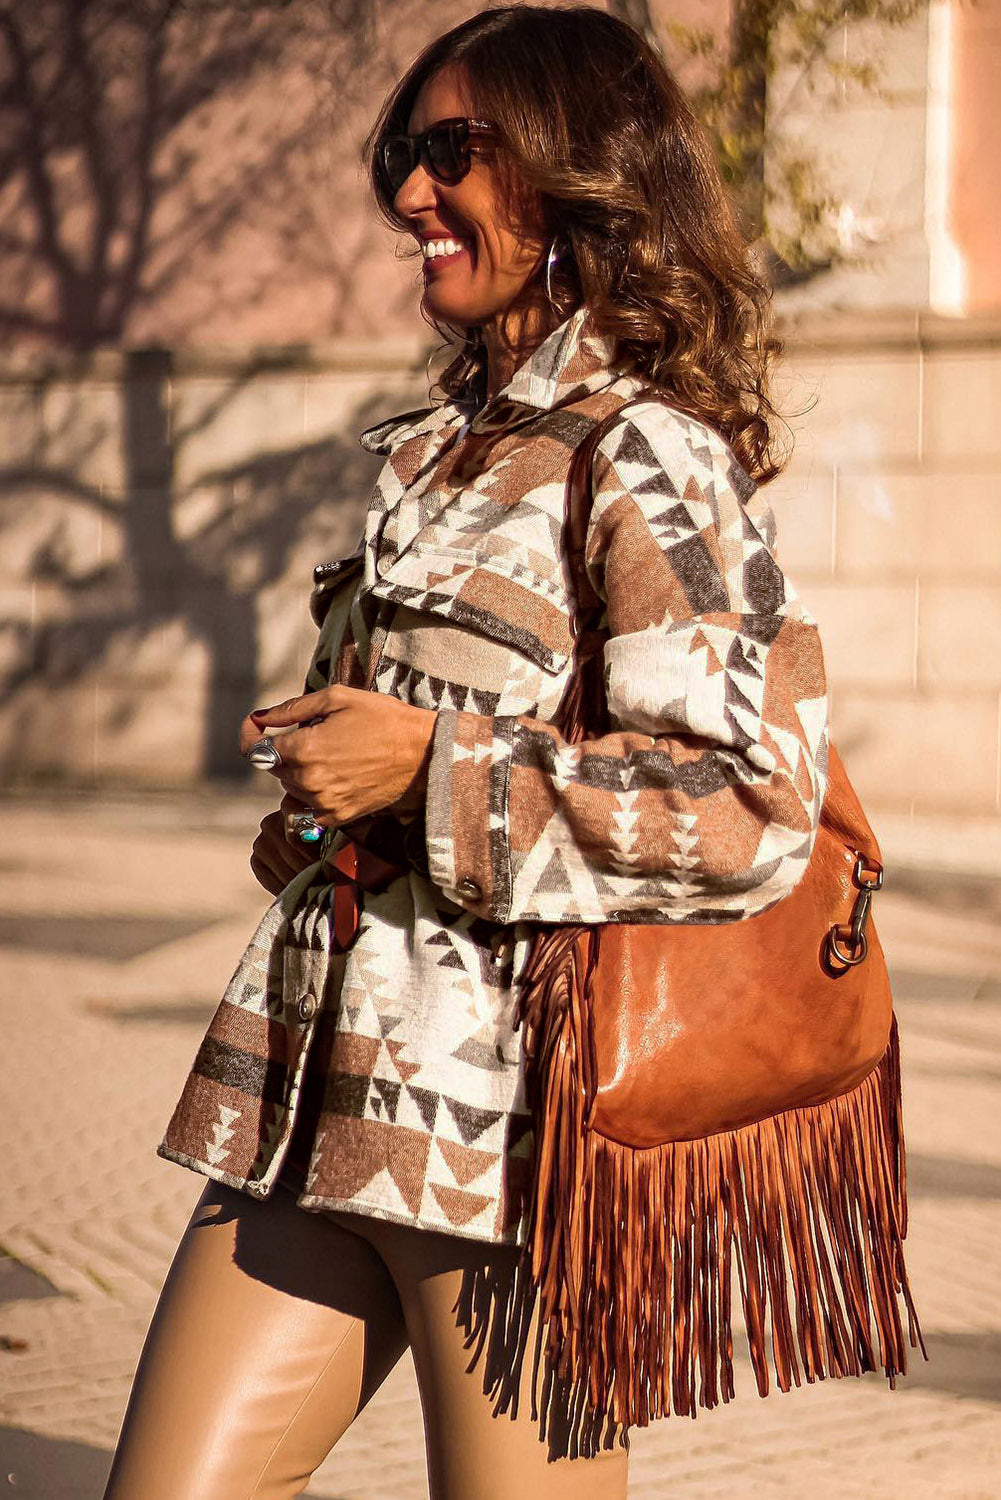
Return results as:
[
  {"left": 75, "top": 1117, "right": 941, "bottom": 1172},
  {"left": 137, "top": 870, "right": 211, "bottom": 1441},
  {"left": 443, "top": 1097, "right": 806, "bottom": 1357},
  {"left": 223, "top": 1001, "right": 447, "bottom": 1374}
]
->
[
  {"left": 563, "top": 387, "right": 662, "bottom": 633},
  {"left": 555, "top": 388, "right": 663, "bottom": 740}
]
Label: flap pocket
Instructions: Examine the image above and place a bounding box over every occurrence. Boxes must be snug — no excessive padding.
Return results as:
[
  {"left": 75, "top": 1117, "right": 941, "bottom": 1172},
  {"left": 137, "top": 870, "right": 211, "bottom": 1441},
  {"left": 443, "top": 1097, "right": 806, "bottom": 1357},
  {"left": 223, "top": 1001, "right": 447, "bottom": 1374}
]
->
[{"left": 367, "top": 548, "right": 573, "bottom": 673}]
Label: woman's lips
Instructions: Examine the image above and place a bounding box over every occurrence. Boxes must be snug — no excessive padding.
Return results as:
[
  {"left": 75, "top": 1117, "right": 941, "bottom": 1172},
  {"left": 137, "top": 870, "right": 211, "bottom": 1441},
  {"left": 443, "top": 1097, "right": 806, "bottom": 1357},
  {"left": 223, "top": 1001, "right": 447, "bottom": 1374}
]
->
[{"left": 422, "top": 236, "right": 475, "bottom": 272}]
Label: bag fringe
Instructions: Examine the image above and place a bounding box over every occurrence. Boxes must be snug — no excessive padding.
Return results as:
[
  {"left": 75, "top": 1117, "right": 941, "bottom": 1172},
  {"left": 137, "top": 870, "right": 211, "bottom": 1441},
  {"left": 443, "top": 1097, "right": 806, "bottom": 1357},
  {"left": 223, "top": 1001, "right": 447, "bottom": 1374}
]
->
[{"left": 484, "top": 925, "right": 930, "bottom": 1459}]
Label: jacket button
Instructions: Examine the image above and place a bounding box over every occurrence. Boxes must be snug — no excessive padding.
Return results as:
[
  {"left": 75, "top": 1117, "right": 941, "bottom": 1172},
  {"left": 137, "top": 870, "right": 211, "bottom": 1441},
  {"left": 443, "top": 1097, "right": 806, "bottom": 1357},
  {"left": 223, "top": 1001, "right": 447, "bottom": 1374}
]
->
[
  {"left": 296, "top": 990, "right": 318, "bottom": 1022},
  {"left": 456, "top": 876, "right": 482, "bottom": 900}
]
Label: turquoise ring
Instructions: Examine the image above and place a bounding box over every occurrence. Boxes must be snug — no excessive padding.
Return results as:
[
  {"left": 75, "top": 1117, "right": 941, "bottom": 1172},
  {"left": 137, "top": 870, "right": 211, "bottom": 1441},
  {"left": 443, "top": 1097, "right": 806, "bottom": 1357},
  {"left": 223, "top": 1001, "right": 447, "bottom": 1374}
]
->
[{"left": 287, "top": 810, "right": 325, "bottom": 845}]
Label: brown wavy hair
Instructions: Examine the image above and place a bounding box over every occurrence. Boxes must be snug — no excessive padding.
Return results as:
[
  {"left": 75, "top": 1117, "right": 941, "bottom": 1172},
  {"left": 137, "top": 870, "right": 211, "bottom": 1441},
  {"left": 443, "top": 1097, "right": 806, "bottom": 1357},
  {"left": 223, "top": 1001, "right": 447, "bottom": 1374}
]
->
[{"left": 364, "top": 4, "right": 790, "bottom": 485}]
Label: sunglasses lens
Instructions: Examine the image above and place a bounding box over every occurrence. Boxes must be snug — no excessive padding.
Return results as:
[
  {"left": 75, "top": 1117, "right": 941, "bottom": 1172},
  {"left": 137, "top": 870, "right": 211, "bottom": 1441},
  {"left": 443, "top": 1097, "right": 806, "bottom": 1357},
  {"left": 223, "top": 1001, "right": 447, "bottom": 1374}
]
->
[
  {"left": 380, "top": 138, "right": 415, "bottom": 195},
  {"left": 379, "top": 119, "right": 485, "bottom": 196},
  {"left": 427, "top": 121, "right": 469, "bottom": 183}
]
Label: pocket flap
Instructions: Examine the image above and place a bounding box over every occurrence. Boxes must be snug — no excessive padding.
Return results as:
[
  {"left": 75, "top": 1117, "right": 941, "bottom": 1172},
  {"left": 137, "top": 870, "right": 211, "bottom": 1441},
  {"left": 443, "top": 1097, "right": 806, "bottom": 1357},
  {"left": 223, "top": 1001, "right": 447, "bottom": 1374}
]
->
[{"left": 367, "top": 549, "right": 573, "bottom": 673}]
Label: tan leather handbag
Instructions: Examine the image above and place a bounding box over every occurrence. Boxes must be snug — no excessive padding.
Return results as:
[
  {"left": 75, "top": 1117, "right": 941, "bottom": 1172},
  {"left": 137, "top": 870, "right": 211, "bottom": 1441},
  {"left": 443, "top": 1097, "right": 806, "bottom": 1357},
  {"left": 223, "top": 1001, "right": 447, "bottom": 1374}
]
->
[{"left": 508, "top": 393, "right": 928, "bottom": 1457}]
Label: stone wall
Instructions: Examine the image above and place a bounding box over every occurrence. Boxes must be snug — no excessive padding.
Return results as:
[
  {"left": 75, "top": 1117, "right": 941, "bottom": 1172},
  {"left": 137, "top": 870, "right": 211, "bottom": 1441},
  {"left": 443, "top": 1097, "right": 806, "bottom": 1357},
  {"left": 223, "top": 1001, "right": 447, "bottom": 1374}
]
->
[
  {"left": 768, "top": 311, "right": 1001, "bottom": 819},
  {"left": 0, "top": 340, "right": 427, "bottom": 786},
  {"left": 2, "top": 314, "right": 999, "bottom": 823}
]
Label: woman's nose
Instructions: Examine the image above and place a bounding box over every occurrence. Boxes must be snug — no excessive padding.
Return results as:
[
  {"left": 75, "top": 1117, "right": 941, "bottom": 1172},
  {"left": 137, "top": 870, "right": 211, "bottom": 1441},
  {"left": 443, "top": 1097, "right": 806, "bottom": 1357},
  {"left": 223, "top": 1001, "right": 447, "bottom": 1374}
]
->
[{"left": 394, "top": 162, "right": 437, "bottom": 220}]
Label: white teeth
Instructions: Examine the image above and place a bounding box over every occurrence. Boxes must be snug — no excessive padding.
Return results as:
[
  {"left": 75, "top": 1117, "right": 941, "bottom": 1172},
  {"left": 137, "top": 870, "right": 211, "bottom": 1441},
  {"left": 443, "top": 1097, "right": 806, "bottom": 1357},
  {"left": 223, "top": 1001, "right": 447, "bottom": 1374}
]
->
[{"left": 423, "top": 238, "right": 464, "bottom": 259}]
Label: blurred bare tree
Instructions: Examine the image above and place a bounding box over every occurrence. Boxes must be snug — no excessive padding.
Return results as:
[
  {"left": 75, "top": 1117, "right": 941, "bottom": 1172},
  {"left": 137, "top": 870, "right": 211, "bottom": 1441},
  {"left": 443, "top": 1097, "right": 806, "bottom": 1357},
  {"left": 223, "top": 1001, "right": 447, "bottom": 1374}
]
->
[{"left": 609, "top": 0, "right": 924, "bottom": 284}]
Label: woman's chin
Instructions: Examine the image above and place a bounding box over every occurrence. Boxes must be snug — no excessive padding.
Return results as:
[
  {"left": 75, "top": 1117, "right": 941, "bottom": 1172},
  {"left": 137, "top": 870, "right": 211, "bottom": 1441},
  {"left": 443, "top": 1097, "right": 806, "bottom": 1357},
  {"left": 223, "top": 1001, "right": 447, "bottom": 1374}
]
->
[{"left": 421, "top": 283, "right": 485, "bottom": 327}]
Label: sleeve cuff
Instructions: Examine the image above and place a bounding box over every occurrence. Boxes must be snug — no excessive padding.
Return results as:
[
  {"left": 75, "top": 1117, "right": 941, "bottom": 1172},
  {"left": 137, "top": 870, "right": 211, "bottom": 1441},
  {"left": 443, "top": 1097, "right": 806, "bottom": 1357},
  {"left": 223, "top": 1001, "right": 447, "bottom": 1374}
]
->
[{"left": 424, "top": 707, "right": 515, "bottom": 920}]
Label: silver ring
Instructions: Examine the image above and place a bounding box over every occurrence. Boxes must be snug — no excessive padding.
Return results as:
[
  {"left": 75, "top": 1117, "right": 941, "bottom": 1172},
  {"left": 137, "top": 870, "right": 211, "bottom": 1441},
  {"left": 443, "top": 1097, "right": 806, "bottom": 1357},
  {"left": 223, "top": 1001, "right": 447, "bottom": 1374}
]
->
[
  {"left": 288, "top": 811, "right": 326, "bottom": 845},
  {"left": 248, "top": 736, "right": 282, "bottom": 770}
]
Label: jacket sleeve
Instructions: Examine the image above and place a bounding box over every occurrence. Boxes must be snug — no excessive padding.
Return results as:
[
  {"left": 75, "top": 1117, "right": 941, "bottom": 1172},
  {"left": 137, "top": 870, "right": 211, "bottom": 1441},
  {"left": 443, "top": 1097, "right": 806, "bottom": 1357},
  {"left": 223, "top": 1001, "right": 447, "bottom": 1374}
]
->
[{"left": 422, "top": 401, "right": 830, "bottom": 926}]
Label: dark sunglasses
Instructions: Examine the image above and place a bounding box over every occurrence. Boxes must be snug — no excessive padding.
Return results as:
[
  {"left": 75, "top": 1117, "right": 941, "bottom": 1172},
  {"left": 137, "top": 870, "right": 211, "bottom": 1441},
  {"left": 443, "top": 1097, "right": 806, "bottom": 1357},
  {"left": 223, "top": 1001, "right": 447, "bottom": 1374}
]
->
[{"left": 376, "top": 116, "right": 498, "bottom": 197}]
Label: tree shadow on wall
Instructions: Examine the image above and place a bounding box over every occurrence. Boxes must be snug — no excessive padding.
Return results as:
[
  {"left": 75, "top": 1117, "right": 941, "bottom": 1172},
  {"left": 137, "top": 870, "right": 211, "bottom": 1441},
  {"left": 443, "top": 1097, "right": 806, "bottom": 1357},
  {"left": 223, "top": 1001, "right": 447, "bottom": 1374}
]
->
[
  {"left": 0, "top": 0, "right": 423, "bottom": 349},
  {"left": 0, "top": 0, "right": 451, "bottom": 784},
  {"left": 0, "top": 353, "right": 424, "bottom": 782}
]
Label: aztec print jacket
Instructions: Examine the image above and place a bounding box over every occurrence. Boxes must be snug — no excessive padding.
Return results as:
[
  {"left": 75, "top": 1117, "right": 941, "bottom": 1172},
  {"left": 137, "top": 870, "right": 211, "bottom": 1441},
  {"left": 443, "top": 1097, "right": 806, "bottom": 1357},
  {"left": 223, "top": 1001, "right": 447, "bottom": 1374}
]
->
[{"left": 157, "top": 305, "right": 830, "bottom": 1245}]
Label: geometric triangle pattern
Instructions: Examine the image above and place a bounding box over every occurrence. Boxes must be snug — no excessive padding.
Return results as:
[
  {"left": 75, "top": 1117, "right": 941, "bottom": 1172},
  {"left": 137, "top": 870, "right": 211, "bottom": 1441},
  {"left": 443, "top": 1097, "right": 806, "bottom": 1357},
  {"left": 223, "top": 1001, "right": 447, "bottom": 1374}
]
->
[{"left": 156, "top": 302, "right": 828, "bottom": 1253}]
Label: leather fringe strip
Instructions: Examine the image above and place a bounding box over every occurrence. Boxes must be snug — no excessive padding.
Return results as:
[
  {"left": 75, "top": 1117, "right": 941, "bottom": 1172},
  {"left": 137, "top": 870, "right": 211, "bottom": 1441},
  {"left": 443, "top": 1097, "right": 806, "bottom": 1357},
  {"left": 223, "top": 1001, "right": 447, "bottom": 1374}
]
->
[{"left": 457, "top": 926, "right": 929, "bottom": 1461}]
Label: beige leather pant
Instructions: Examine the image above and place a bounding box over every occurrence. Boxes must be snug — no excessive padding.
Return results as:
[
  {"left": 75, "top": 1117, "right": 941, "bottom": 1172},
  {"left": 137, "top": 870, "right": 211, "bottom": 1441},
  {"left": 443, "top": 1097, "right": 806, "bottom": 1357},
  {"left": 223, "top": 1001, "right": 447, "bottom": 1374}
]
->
[{"left": 101, "top": 1172, "right": 630, "bottom": 1500}]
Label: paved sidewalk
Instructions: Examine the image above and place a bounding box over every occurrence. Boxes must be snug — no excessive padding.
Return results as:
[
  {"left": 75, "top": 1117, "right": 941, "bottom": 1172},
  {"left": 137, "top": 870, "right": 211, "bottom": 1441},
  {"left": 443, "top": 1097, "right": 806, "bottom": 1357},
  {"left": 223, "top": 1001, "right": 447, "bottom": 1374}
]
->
[{"left": 1, "top": 783, "right": 999, "bottom": 1499}]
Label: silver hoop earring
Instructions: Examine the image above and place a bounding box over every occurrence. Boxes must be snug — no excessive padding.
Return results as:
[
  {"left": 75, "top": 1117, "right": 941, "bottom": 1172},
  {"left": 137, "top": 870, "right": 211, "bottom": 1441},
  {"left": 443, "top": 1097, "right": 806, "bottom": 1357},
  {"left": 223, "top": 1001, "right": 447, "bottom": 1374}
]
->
[{"left": 544, "top": 235, "right": 561, "bottom": 309}]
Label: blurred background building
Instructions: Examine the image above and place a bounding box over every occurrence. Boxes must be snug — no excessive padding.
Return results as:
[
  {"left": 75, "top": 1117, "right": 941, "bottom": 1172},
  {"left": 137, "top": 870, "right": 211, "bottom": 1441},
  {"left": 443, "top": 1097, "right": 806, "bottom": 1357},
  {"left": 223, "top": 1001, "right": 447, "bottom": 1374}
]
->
[{"left": 0, "top": 0, "right": 998, "bottom": 823}]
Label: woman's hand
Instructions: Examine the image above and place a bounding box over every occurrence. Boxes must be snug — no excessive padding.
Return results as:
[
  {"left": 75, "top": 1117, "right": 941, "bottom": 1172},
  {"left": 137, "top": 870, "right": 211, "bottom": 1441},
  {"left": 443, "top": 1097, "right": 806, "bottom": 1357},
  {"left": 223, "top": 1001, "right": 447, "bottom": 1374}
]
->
[
  {"left": 239, "top": 686, "right": 437, "bottom": 830},
  {"left": 250, "top": 791, "right": 323, "bottom": 897}
]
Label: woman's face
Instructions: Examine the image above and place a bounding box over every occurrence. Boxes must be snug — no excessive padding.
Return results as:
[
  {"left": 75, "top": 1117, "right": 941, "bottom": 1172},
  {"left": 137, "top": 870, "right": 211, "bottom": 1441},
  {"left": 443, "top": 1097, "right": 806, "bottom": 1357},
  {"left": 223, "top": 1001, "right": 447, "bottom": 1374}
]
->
[{"left": 394, "top": 64, "right": 546, "bottom": 328}]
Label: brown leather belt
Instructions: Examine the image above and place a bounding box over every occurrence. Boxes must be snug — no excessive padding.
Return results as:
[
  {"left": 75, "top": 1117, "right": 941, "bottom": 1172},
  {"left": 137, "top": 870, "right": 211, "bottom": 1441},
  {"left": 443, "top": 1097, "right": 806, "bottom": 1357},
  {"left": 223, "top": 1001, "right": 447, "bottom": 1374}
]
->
[{"left": 324, "top": 839, "right": 408, "bottom": 952}]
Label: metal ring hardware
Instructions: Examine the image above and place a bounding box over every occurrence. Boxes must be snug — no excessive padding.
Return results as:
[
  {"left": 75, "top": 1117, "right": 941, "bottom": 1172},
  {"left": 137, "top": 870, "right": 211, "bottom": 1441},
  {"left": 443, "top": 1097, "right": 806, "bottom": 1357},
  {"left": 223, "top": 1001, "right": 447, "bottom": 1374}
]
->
[{"left": 825, "top": 852, "right": 883, "bottom": 968}]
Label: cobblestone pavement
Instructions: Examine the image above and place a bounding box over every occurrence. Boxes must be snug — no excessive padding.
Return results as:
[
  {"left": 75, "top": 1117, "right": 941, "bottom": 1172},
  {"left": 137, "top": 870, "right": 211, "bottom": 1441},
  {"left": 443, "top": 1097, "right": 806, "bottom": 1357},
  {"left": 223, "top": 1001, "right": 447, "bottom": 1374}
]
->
[{"left": 1, "top": 785, "right": 999, "bottom": 1499}]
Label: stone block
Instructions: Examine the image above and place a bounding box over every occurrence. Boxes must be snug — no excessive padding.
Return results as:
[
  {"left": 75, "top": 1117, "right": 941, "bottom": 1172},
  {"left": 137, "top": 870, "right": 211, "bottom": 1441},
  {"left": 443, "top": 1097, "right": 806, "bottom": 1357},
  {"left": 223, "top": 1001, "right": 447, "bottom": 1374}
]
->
[
  {"left": 770, "top": 6, "right": 928, "bottom": 111},
  {"left": 765, "top": 461, "right": 836, "bottom": 577},
  {"left": 24, "top": 606, "right": 154, "bottom": 692},
  {"left": 120, "top": 353, "right": 173, "bottom": 490},
  {"left": 922, "top": 351, "right": 1001, "bottom": 461},
  {"left": 169, "top": 463, "right": 371, "bottom": 599},
  {"left": 254, "top": 585, "right": 313, "bottom": 695},
  {"left": 0, "top": 384, "right": 42, "bottom": 467},
  {"left": 171, "top": 374, "right": 308, "bottom": 491},
  {"left": 0, "top": 621, "right": 29, "bottom": 680},
  {"left": 100, "top": 617, "right": 211, "bottom": 688},
  {"left": 831, "top": 690, "right": 999, "bottom": 814},
  {"left": 835, "top": 7, "right": 929, "bottom": 95},
  {"left": 805, "top": 581, "right": 917, "bottom": 688},
  {"left": 303, "top": 371, "right": 398, "bottom": 439},
  {"left": 97, "top": 507, "right": 127, "bottom": 568},
  {"left": 1, "top": 576, "right": 82, "bottom": 636},
  {"left": 776, "top": 232, "right": 931, "bottom": 318},
  {"left": 836, "top": 471, "right": 1001, "bottom": 578},
  {"left": 0, "top": 488, "right": 103, "bottom": 582},
  {"left": 169, "top": 587, "right": 259, "bottom": 694},
  {"left": 0, "top": 586, "right": 35, "bottom": 683},
  {"left": 40, "top": 382, "right": 125, "bottom": 495},
  {"left": 918, "top": 585, "right": 1001, "bottom": 690},
  {"left": 0, "top": 583, "right": 36, "bottom": 626},
  {"left": 172, "top": 483, "right": 235, "bottom": 546},
  {"left": 93, "top": 682, "right": 207, "bottom": 785},
  {"left": 0, "top": 679, "right": 98, "bottom": 783},
  {"left": 773, "top": 99, "right": 927, "bottom": 220},
  {"left": 776, "top": 350, "right": 922, "bottom": 467}
]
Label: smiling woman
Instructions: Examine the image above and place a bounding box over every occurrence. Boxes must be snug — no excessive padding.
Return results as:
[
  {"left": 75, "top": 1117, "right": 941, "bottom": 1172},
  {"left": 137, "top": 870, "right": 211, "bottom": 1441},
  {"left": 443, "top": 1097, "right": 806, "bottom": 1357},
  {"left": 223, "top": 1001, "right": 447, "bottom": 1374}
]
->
[
  {"left": 374, "top": 62, "right": 557, "bottom": 400},
  {"left": 96, "top": 8, "right": 920, "bottom": 1500},
  {"left": 390, "top": 66, "right": 549, "bottom": 375},
  {"left": 363, "top": 3, "right": 788, "bottom": 478}
]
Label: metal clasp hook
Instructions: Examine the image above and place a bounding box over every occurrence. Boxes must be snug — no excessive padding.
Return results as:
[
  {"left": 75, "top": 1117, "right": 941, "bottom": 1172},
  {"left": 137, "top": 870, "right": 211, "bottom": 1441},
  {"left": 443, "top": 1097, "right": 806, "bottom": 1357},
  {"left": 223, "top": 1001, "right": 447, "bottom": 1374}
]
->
[{"left": 826, "top": 852, "right": 883, "bottom": 967}]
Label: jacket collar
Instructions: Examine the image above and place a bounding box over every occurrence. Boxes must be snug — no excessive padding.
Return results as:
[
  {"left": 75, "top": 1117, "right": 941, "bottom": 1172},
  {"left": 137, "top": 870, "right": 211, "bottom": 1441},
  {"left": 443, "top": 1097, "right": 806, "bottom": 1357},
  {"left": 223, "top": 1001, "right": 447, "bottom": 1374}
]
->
[{"left": 358, "top": 304, "right": 631, "bottom": 456}]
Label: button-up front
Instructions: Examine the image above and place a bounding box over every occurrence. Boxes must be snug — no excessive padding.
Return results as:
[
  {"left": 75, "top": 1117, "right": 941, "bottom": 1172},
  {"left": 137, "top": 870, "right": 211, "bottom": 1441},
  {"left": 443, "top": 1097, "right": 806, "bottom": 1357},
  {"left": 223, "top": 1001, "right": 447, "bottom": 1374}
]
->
[{"left": 157, "top": 305, "right": 830, "bottom": 1246}]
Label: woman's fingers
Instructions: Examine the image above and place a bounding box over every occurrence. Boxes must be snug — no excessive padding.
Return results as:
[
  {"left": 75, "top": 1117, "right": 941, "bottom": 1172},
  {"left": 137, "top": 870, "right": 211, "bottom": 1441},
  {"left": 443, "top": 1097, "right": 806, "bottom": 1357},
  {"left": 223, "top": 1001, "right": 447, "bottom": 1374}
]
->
[
  {"left": 242, "top": 688, "right": 435, "bottom": 824},
  {"left": 249, "top": 850, "right": 288, "bottom": 898},
  {"left": 251, "top": 809, "right": 321, "bottom": 893},
  {"left": 249, "top": 686, "right": 353, "bottom": 727},
  {"left": 277, "top": 792, "right": 315, "bottom": 848},
  {"left": 240, "top": 687, "right": 354, "bottom": 758}
]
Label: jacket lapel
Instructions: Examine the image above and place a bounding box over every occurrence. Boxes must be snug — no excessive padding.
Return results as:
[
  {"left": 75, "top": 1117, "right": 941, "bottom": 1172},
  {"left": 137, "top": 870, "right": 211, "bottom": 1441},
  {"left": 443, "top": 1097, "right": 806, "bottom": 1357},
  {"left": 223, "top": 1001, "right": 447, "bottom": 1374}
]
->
[{"left": 356, "top": 307, "right": 632, "bottom": 578}]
